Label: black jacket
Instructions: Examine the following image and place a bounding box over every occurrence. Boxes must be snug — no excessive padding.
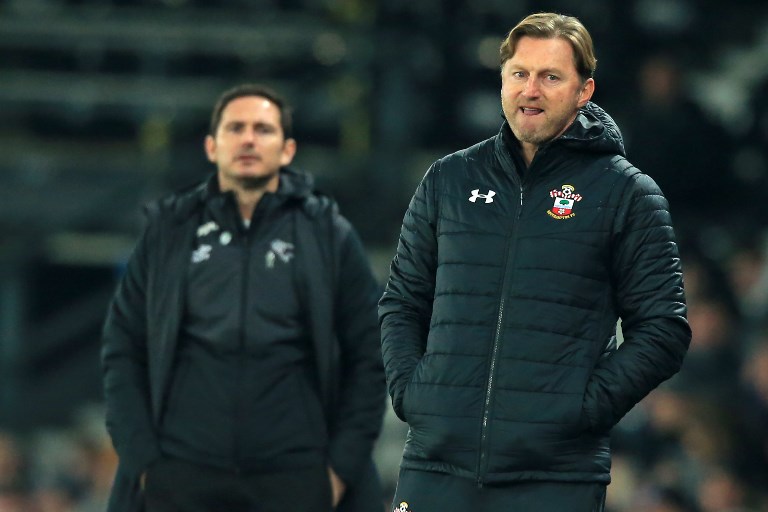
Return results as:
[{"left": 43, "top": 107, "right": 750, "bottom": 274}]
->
[
  {"left": 379, "top": 102, "right": 691, "bottom": 484},
  {"left": 102, "top": 168, "right": 385, "bottom": 511}
]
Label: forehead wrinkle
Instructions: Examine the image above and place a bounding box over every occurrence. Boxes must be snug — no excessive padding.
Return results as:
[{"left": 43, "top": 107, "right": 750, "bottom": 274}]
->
[{"left": 506, "top": 37, "right": 577, "bottom": 74}]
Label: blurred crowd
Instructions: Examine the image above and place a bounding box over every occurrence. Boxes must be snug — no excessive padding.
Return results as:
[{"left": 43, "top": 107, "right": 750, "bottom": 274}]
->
[{"left": 0, "top": 407, "right": 114, "bottom": 512}]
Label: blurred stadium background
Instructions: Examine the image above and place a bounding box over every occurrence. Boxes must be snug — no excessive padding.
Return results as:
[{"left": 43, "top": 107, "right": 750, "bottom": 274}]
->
[{"left": 2, "top": 0, "right": 768, "bottom": 510}]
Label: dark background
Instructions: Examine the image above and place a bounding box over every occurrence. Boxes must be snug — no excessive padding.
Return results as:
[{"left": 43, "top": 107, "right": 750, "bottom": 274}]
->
[{"left": 2, "top": 1, "right": 768, "bottom": 510}]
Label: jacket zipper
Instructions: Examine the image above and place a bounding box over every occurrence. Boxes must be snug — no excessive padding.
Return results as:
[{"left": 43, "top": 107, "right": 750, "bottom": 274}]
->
[
  {"left": 233, "top": 196, "right": 273, "bottom": 471},
  {"left": 477, "top": 185, "right": 524, "bottom": 486},
  {"left": 233, "top": 222, "right": 252, "bottom": 473}
]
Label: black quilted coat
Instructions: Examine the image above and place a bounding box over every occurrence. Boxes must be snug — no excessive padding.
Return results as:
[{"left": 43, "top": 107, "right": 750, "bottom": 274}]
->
[
  {"left": 379, "top": 102, "right": 691, "bottom": 485},
  {"left": 102, "top": 169, "right": 385, "bottom": 512}
]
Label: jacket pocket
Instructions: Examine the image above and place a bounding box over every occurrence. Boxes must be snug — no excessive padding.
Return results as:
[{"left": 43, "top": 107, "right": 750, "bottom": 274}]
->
[{"left": 400, "top": 356, "right": 426, "bottom": 422}]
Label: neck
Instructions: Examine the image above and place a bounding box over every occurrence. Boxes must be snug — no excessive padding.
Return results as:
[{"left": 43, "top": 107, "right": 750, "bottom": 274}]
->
[
  {"left": 521, "top": 143, "right": 537, "bottom": 167},
  {"left": 218, "top": 174, "right": 279, "bottom": 221},
  {"left": 234, "top": 189, "right": 265, "bottom": 221}
]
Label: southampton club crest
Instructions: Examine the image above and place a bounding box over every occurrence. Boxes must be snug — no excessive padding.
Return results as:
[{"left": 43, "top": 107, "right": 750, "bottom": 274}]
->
[{"left": 547, "top": 184, "right": 582, "bottom": 220}]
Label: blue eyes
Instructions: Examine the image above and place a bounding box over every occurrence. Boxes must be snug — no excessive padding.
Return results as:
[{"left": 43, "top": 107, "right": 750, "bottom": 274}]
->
[{"left": 510, "top": 73, "right": 559, "bottom": 82}]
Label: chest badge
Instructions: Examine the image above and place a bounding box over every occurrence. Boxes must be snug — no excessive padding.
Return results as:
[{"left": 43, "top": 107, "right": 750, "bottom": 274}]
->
[
  {"left": 265, "top": 239, "right": 295, "bottom": 269},
  {"left": 191, "top": 244, "right": 212, "bottom": 264},
  {"left": 548, "top": 184, "right": 582, "bottom": 220},
  {"left": 196, "top": 221, "right": 219, "bottom": 237}
]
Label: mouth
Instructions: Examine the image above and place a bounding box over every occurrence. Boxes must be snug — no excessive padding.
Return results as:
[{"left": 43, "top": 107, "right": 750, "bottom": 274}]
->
[
  {"left": 520, "top": 107, "right": 544, "bottom": 116},
  {"left": 236, "top": 154, "right": 261, "bottom": 163}
]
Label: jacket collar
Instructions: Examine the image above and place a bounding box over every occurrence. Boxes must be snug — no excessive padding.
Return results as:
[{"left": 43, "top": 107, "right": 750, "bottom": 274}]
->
[
  {"left": 200, "top": 165, "right": 315, "bottom": 203},
  {"left": 162, "top": 166, "right": 315, "bottom": 223},
  {"left": 493, "top": 101, "right": 626, "bottom": 168}
]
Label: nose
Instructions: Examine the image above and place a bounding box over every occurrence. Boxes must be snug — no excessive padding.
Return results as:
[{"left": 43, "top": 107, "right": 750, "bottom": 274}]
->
[
  {"left": 241, "top": 127, "right": 256, "bottom": 145},
  {"left": 522, "top": 77, "right": 540, "bottom": 97}
]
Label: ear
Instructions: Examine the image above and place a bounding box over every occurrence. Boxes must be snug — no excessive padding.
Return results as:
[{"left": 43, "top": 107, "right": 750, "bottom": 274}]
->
[
  {"left": 578, "top": 78, "right": 595, "bottom": 107},
  {"left": 280, "top": 138, "right": 297, "bottom": 166},
  {"left": 204, "top": 135, "right": 217, "bottom": 163}
]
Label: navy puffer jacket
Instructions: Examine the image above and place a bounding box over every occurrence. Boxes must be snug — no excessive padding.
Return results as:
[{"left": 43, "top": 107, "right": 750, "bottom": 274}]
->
[{"left": 379, "top": 102, "right": 691, "bottom": 485}]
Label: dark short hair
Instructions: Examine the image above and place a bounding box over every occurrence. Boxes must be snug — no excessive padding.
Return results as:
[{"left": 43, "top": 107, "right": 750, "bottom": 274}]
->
[
  {"left": 500, "top": 12, "right": 597, "bottom": 82},
  {"left": 208, "top": 83, "right": 293, "bottom": 138}
]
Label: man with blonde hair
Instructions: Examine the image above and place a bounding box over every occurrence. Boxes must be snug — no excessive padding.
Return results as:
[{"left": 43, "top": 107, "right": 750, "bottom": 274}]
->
[{"left": 380, "top": 12, "right": 690, "bottom": 511}]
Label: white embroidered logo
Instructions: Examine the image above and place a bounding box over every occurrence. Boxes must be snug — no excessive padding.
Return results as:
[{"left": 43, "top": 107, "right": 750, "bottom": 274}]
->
[
  {"left": 191, "top": 244, "right": 212, "bottom": 264},
  {"left": 196, "top": 221, "right": 219, "bottom": 237},
  {"left": 469, "top": 189, "right": 496, "bottom": 203},
  {"left": 265, "top": 239, "right": 294, "bottom": 268}
]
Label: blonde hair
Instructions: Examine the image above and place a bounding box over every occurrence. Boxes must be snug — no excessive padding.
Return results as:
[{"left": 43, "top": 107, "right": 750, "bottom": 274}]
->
[{"left": 500, "top": 12, "right": 597, "bottom": 82}]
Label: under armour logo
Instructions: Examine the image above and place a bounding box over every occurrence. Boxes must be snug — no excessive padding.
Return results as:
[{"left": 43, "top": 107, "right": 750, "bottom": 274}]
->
[{"left": 469, "top": 189, "right": 496, "bottom": 203}]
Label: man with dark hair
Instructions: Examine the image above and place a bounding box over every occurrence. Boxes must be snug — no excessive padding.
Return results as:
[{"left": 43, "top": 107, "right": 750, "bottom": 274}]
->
[
  {"left": 102, "top": 83, "right": 385, "bottom": 512},
  {"left": 379, "top": 12, "right": 691, "bottom": 512}
]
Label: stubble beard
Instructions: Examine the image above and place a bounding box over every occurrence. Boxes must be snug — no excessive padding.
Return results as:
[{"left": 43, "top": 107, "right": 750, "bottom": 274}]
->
[
  {"left": 509, "top": 119, "right": 554, "bottom": 147},
  {"left": 237, "top": 175, "right": 276, "bottom": 191},
  {"left": 504, "top": 103, "right": 551, "bottom": 146},
  {"left": 509, "top": 110, "right": 577, "bottom": 147}
]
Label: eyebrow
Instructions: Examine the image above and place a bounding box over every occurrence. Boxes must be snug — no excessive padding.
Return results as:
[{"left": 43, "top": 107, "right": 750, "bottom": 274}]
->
[
  {"left": 223, "top": 120, "right": 275, "bottom": 128},
  {"left": 509, "top": 64, "right": 565, "bottom": 74}
]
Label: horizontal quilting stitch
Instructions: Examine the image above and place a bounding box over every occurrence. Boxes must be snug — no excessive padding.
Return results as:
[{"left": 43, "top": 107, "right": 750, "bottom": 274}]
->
[
  {"left": 433, "top": 290, "right": 496, "bottom": 297},
  {"left": 436, "top": 261, "right": 501, "bottom": 268},
  {"left": 627, "top": 209, "right": 668, "bottom": 220},
  {"left": 623, "top": 225, "right": 672, "bottom": 237},
  {"left": 515, "top": 266, "right": 606, "bottom": 283},
  {"left": 493, "top": 386, "right": 581, "bottom": 395},
  {"left": 630, "top": 248, "right": 678, "bottom": 263},
  {"left": 518, "top": 233, "right": 603, "bottom": 249},
  {"left": 634, "top": 192, "right": 664, "bottom": 200},
  {"left": 410, "top": 382, "right": 483, "bottom": 389},
  {"left": 404, "top": 208, "right": 430, "bottom": 224},
  {"left": 522, "top": 229, "right": 608, "bottom": 237},
  {"left": 504, "top": 323, "right": 596, "bottom": 343},
  {"left": 509, "top": 294, "right": 597, "bottom": 313},
  {"left": 407, "top": 411, "right": 479, "bottom": 419},
  {"left": 431, "top": 319, "right": 492, "bottom": 326},
  {"left": 419, "top": 352, "right": 487, "bottom": 357},
  {"left": 496, "top": 354, "right": 590, "bottom": 369},
  {"left": 485, "top": 416, "right": 572, "bottom": 425},
  {"left": 438, "top": 229, "right": 505, "bottom": 237},
  {"left": 620, "top": 286, "right": 677, "bottom": 301},
  {"left": 439, "top": 217, "right": 507, "bottom": 233}
]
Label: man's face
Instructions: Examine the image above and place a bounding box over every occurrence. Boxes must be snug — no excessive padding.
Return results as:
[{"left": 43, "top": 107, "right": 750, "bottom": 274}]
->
[
  {"left": 501, "top": 36, "right": 594, "bottom": 148},
  {"left": 205, "top": 96, "right": 296, "bottom": 191}
]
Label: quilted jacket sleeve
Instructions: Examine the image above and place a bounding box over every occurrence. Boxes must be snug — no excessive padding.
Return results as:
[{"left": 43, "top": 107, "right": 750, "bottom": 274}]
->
[
  {"left": 378, "top": 163, "right": 439, "bottom": 421},
  {"left": 582, "top": 172, "right": 691, "bottom": 433},
  {"left": 101, "top": 220, "right": 161, "bottom": 477}
]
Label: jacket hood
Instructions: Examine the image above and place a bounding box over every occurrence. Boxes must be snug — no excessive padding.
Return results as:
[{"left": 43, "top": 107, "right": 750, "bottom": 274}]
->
[
  {"left": 559, "top": 101, "right": 626, "bottom": 157},
  {"left": 275, "top": 166, "right": 316, "bottom": 200}
]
